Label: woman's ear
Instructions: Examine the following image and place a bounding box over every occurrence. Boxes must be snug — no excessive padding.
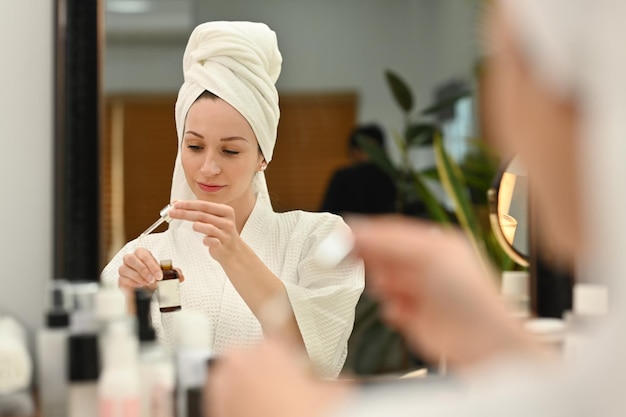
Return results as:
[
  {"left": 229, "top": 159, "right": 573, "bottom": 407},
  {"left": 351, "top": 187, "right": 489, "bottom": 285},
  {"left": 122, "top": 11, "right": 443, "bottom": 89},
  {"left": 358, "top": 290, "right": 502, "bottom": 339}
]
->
[{"left": 259, "top": 160, "right": 267, "bottom": 171}]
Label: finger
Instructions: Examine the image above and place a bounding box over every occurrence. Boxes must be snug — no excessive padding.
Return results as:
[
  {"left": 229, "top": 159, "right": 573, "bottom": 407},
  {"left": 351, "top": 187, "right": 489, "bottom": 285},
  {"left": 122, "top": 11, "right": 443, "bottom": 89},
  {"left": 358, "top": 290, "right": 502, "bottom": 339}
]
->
[
  {"left": 364, "top": 254, "right": 423, "bottom": 297},
  {"left": 171, "top": 200, "right": 233, "bottom": 218},
  {"left": 122, "top": 250, "right": 160, "bottom": 286},
  {"left": 173, "top": 267, "right": 185, "bottom": 283},
  {"left": 170, "top": 208, "right": 235, "bottom": 239},
  {"left": 350, "top": 217, "right": 439, "bottom": 257},
  {"left": 349, "top": 217, "right": 455, "bottom": 268},
  {"left": 170, "top": 207, "right": 232, "bottom": 226},
  {"left": 120, "top": 255, "right": 152, "bottom": 287},
  {"left": 118, "top": 272, "right": 158, "bottom": 293},
  {"left": 135, "top": 248, "right": 163, "bottom": 282},
  {"left": 202, "top": 235, "right": 223, "bottom": 250},
  {"left": 117, "top": 272, "right": 144, "bottom": 291},
  {"left": 196, "top": 223, "right": 229, "bottom": 241}
]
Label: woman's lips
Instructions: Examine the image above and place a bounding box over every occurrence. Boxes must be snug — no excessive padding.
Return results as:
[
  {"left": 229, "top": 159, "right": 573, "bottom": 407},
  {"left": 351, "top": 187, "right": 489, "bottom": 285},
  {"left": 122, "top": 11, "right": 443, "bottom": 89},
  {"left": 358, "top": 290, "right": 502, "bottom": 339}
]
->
[{"left": 198, "top": 183, "right": 225, "bottom": 193}]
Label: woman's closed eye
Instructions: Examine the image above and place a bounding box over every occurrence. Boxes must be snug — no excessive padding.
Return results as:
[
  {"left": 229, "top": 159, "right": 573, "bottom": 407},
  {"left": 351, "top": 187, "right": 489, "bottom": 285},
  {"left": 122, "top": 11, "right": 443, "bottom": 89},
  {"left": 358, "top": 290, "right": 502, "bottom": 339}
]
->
[
  {"left": 223, "top": 149, "right": 240, "bottom": 156},
  {"left": 187, "top": 144, "right": 204, "bottom": 152}
]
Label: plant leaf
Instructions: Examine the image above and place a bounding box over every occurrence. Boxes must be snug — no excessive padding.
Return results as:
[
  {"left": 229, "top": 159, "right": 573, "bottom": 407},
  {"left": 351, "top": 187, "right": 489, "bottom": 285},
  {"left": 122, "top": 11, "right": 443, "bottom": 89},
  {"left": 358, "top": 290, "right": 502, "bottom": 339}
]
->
[
  {"left": 420, "top": 90, "right": 471, "bottom": 116},
  {"left": 418, "top": 166, "right": 440, "bottom": 181},
  {"left": 408, "top": 169, "right": 451, "bottom": 223},
  {"left": 385, "top": 70, "right": 414, "bottom": 113},
  {"left": 355, "top": 135, "right": 398, "bottom": 180},
  {"left": 391, "top": 130, "right": 407, "bottom": 154},
  {"left": 405, "top": 123, "right": 436, "bottom": 147},
  {"left": 434, "top": 133, "right": 484, "bottom": 255}
]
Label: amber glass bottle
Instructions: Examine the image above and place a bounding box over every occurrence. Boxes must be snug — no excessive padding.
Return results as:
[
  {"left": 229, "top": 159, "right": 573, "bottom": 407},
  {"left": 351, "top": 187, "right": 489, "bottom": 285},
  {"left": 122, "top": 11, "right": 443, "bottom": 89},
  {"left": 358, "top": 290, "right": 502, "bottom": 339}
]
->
[{"left": 157, "top": 259, "right": 181, "bottom": 312}]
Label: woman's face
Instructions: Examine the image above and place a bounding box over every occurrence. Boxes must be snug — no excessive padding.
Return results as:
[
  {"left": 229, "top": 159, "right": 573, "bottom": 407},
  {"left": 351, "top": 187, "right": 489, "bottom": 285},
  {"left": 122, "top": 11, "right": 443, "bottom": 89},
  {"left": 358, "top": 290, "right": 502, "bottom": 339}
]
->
[
  {"left": 182, "top": 97, "right": 264, "bottom": 214},
  {"left": 483, "top": 4, "right": 582, "bottom": 261}
]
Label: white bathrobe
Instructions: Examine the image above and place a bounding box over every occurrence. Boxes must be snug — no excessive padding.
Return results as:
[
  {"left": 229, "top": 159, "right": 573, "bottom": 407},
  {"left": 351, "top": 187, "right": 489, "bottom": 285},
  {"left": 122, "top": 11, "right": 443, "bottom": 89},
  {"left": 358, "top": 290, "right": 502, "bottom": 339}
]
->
[{"left": 101, "top": 193, "right": 364, "bottom": 378}]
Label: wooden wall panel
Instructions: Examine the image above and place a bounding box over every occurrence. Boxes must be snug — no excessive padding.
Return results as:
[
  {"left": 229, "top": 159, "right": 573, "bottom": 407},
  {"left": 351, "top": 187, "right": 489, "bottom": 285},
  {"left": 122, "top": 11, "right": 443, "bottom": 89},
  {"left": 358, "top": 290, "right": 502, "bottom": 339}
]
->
[
  {"left": 122, "top": 96, "right": 178, "bottom": 241},
  {"left": 267, "top": 92, "right": 356, "bottom": 211},
  {"left": 102, "top": 92, "right": 357, "bottom": 261}
]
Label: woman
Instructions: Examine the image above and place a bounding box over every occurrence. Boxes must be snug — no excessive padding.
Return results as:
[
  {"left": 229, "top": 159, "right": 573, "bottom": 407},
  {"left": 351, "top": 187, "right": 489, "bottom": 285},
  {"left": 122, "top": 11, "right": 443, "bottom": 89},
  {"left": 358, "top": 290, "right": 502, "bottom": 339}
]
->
[
  {"left": 101, "top": 21, "right": 364, "bottom": 378},
  {"left": 207, "top": 1, "right": 626, "bottom": 416}
]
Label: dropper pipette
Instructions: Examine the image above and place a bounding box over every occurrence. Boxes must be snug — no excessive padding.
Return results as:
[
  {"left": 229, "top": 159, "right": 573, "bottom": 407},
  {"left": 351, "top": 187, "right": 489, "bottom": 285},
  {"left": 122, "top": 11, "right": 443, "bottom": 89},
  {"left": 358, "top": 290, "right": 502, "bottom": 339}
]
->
[{"left": 139, "top": 204, "right": 173, "bottom": 238}]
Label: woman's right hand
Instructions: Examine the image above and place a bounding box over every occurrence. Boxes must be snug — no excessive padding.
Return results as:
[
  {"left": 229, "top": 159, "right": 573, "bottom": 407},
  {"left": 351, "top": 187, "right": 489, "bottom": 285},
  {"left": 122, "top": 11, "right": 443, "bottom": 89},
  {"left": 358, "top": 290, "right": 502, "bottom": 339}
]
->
[
  {"left": 349, "top": 216, "right": 540, "bottom": 370},
  {"left": 117, "top": 248, "right": 184, "bottom": 291}
]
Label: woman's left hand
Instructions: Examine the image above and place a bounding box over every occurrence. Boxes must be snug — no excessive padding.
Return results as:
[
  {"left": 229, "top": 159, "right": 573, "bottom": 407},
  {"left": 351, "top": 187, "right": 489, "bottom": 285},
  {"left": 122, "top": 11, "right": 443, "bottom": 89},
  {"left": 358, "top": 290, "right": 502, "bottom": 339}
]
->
[{"left": 168, "top": 200, "right": 243, "bottom": 262}]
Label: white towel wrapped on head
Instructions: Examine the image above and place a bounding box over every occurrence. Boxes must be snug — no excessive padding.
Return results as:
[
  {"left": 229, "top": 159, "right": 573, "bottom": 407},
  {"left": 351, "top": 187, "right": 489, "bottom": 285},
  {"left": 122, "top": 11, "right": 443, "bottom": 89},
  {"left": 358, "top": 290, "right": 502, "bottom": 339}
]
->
[{"left": 171, "top": 21, "right": 283, "bottom": 205}]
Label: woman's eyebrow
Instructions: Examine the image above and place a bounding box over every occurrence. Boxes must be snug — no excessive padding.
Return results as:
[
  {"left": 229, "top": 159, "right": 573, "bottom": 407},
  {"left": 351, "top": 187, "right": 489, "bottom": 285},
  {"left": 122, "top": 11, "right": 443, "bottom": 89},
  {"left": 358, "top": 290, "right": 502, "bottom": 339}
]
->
[
  {"left": 183, "top": 131, "right": 248, "bottom": 142},
  {"left": 221, "top": 136, "right": 249, "bottom": 143},
  {"left": 184, "top": 130, "right": 204, "bottom": 138}
]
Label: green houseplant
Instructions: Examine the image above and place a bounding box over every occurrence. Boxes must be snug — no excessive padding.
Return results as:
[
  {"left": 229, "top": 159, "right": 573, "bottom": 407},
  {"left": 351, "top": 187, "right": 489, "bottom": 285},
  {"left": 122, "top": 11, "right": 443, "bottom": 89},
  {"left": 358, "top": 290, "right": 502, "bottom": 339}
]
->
[
  {"left": 345, "top": 69, "right": 514, "bottom": 376},
  {"left": 359, "top": 69, "right": 512, "bottom": 271}
]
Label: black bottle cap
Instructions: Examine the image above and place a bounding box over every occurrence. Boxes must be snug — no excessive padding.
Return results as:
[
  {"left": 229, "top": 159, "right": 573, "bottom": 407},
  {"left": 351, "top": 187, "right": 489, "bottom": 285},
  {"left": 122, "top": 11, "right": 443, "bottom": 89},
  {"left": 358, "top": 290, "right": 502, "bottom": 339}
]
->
[
  {"left": 68, "top": 333, "right": 100, "bottom": 381},
  {"left": 46, "top": 309, "right": 69, "bottom": 328},
  {"left": 135, "top": 289, "right": 156, "bottom": 342},
  {"left": 187, "top": 387, "right": 204, "bottom": 417}
]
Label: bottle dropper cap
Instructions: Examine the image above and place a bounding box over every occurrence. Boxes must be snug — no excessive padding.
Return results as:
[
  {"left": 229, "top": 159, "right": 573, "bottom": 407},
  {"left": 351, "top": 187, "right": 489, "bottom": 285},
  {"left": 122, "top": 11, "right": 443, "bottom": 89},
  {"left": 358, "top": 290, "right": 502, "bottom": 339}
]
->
[
  {"left": 160, "top": 259, "right": 173, "bottom": 270},
  {"left": 67, "top": 282, "right": 99, "bottom": 334},
  {"left": 46, "top": 310, "right": 69, "bottom": 328},
  {"left": 45, "top": 280, "right": 70, "bottom": 328},
  {"left": 139, "top": 204, "right": 173, "bottom": 237}
]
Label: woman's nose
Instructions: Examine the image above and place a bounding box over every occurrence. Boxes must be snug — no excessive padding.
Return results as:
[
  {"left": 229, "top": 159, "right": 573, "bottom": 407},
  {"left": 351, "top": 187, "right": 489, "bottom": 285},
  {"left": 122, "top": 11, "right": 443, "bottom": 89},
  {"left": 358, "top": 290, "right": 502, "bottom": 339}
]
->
[{"left": 200, "top": 154, "right": 220, "bottom": 176}]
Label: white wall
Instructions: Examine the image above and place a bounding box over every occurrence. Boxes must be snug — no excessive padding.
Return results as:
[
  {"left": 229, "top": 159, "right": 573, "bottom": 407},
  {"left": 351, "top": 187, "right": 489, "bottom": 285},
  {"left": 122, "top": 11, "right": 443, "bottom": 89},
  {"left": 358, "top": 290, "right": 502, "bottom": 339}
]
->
[
  {"left": 0, "top": 1, "right": 53, "bottom": 344},
  {"left": 104, "top": 0, "right": 479, "bottom": 136}
]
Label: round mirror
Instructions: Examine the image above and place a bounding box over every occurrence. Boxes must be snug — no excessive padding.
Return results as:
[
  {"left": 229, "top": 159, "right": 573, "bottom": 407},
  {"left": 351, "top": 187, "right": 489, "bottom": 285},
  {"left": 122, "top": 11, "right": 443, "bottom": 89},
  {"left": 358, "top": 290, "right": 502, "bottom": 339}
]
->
[{"left": 487, "top": 156, "right": 529, "bottom": 267}]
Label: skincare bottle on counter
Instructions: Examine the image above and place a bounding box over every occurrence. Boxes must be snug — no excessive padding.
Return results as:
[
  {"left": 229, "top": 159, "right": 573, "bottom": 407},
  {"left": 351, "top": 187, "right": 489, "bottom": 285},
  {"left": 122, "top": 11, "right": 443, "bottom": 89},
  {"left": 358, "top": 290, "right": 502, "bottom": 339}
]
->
[
  {"left": 67, "top": 282, "right": 100, "bottom": 417},
  {"left": 158, "top": 260, "right": 181, "bottom": 313},
  {"left": 98, "top": 318, "right": 141, "bottom": 417},
  {"left": 95, "top": 280, "right": 128, "bottom": 324},
  {"left": 37, "top": 280, "right": 70, "bottom": 417},
  {"left": 135, "top": 289, "right": 175, "bottom": 417},
  {"left": 0, "top": 313, "right": 33, "bottom": 411},
  {"left": 501, "top": 270, "right": 530, "bottom": 319},
  {"left": 563, "top": 283, "right": 609, "bottom": 364},
  {"left": 175, "top": 311, "right": 213, "bottom": 417}
]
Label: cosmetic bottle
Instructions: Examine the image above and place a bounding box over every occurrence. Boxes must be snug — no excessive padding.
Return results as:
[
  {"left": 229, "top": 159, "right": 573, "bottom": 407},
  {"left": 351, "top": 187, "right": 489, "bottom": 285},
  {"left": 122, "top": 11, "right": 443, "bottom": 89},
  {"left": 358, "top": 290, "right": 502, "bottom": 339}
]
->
[
  {"left": 563, "top": 283, "right": 609, "bottom": 364},
  {"left": 0, "top": 313, "right": 33, "bottom": 412},
  {"left": 135, "top": 289, "right": 175, "bottom": 417},
  {"left": 98, "top": 318, "right": 141, "bottom": 417},
  {"left": 67, "top": 282, "right": 101, "bottom": 417},
  {"left": 95, "top": 280, "right": 128, "bottom": 324},
  {"left": 501, "top": 270, "right": 530, "bottom": 319},
  {"left": 524, "top": 317, "right": 566, "bottom": 354},
  {"left": 37, "top": 280, "right": 70, "bottom": 417},
  {"left": 175, "top": 311, "right": 213, "bottom": 417},
  {"left": 186, "top": 358, "right": 217, "bottom": 417},
  {"left": 157, "top": 260, "right": 181, "bottom": 313}
]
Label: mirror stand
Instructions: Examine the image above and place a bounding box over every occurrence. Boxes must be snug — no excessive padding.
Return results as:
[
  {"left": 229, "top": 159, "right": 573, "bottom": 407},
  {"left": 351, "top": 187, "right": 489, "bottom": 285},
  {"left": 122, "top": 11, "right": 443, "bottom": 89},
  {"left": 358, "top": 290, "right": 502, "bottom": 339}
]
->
[
  {"left": 489, "top": 157, "right": 573, "bottom": 318},
  {"left": 528, "top": 198, "right": 574, "bottom": 318}
]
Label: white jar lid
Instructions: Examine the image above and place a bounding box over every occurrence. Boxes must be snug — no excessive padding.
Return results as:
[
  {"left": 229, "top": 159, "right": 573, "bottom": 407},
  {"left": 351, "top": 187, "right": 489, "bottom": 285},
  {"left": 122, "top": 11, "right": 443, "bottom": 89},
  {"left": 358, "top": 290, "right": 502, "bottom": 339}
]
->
[
  {"left": 525, "top": 318, "right": 566, "bottom": 344},
  {"left": 573, "top": 283, "right": 608, "bottom": 316}
]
